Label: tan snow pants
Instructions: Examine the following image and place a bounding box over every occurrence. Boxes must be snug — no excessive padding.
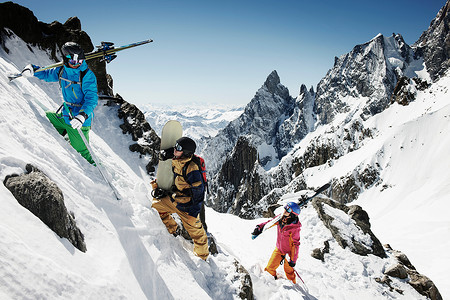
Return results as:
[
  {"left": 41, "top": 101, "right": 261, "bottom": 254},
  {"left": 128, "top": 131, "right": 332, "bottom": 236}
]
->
[{"left": 152, "top": 196, "right": 209, "bottom": 260}]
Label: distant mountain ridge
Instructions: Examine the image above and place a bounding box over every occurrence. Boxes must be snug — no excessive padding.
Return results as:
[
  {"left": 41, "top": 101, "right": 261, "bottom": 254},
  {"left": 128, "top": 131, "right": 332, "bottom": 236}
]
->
[{"left": 140, "top": 103, "right": 244, "bottom": 140}]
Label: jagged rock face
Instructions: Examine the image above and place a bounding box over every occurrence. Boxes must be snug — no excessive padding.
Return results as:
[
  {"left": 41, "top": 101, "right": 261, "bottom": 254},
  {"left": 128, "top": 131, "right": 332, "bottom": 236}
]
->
[
  {"left": 293, "top": 119, "right": 375, "bottom": 176},
  {"left": 275, "top": 84, "right": 315, "bottom": 158},
  {"left": 233, "top": 259, "right": 254, "bottom": 300},
  {"left": 218, "top": 137, "right": 257, "bottom": 190},
  {"left": 415, "top": 0, "right": 450, "bottom": 81},
  {"left": 330, "top": 164, "right": 381, "bottom": 204},
  {"left": 233, "top": 70, "right": 295, "bottom": 166},
  {"left": 382, "top": 245, "right": 443, "bottom": 300},
  {"left": 204, "top": 71, "right": 315, "bottom": 217},
  {"left": 230, "top": 165, "right": 265, "bottom": 219},
  {"left": 203, "top": 70, "right": 296, "bottom": 173},
  {"left": 315, "top": 34, "right": 417, "bottom": 124},
  {"left": 209, "top": 137, "right": 258, "bottom": 214},
  {"left": 390, "top": 76, "right": 431, "bottom": 106},
  {"left": 117, "top": 100, "right": 160, "bottom": 174},
  {"left": 3, "top": 164, "right": 86, "bottom": 252},
  {"left": 0, "top": 2, "right": 41, "bottom": 44},
  {"left": 312, "top": 198, "right": 386, "bottom": 258},
  {"left": 390, "top": 76, "right": 416, "bottom": 106},
  {"left": 0, "top": 2, "right": 110, "bottom": 95}
]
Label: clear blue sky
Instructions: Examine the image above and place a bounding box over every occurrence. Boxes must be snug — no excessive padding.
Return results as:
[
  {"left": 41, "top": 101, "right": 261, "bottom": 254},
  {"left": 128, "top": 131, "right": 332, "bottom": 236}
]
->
[{"left": 7, "top": 0, "right": 445, "bottom": 106}]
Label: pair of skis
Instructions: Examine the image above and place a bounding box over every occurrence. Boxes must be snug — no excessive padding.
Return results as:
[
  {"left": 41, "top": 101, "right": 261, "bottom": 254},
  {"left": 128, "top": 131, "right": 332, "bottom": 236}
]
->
[
  {"left": 252, "top": 183, "right": 330, "bottom": 239},
  {"left": 8, "top": 39, "right": 153, "bottom": 81}
]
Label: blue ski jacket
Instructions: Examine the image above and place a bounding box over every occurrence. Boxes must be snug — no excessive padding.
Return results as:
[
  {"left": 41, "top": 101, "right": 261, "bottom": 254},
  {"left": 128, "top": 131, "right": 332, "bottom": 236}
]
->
[{"left": 34, "top": 61, "right": 98, "bottom": 127}]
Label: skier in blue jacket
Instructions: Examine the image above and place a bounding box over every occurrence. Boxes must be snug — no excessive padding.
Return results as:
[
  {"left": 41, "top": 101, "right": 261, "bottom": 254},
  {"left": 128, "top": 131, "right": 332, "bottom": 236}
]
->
[{"left": 22, "top": 42, "right": 98, "bottom": 164}]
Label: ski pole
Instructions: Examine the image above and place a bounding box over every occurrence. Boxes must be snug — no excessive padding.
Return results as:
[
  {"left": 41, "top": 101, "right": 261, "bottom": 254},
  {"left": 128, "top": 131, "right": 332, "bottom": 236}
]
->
[
  {"left": 63, "top": 103, "right": 121, "bottom": 200},
  {"left": 77, "top": 127, "right": 121, "bottom": 200}
]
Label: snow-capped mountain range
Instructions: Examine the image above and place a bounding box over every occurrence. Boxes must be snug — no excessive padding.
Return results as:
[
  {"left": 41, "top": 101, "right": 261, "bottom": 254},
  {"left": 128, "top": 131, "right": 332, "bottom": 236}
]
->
[
  {"left": 1, "top": 1, "right": 449, "bottom": 299},
  {"left": 139, "top": 103, "right": 244, "bottom": 140}
]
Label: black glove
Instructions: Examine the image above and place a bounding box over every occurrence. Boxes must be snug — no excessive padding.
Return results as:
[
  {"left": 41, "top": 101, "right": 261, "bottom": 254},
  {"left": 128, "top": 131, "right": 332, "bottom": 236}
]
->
[
  {"left": 288, "top": 260, "right": 296, "bottom": 267},
  {"left": 159, "top": 147, "right": 174, "bottom": 161},
  {"left": 252, "top": 224, "right": 264, "bottom": 236},
  {"left": 151, "top": 188, "right": 167, "bottom": 199}
]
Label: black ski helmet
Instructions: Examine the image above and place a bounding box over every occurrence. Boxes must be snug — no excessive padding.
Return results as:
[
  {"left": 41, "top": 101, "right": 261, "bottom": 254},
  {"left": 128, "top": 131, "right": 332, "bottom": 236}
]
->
[
  {"left": 175, "top": 137, "right": 196, "bottom": 156},
  {"left": 61, "top": 42, "right": 85, "bottom": 65}
]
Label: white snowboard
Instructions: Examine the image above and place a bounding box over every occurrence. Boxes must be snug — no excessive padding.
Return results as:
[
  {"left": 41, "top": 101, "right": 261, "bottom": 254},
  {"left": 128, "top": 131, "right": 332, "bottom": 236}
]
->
[{"left": 156, "top": 120, "right": 183, "bottom": 191}]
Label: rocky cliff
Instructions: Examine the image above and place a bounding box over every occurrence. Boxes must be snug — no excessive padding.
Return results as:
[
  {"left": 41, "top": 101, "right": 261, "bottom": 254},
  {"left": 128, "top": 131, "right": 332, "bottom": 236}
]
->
[
  {"left": 414, "top": 0, "right": 450, "bottom": 81},
  {"left": 0, "top": 1, "right": 110, "bottom": 95}
]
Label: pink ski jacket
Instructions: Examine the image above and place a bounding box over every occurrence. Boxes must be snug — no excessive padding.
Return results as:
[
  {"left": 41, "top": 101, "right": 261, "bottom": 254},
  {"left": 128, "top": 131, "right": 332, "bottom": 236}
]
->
[{"left": 260, "top": 217, "right": 301, "bottom": 262}]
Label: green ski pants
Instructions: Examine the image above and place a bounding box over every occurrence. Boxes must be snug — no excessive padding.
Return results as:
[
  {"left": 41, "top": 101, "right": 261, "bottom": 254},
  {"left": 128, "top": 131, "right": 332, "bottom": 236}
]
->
[{"left": 46, "top": 111, "right": 94, "bottom": 164}]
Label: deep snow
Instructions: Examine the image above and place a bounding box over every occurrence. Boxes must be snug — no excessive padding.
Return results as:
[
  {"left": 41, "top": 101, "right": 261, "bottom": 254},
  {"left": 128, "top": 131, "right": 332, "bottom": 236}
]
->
[{"left": 1, "top": 33, "right": 448, "bottom": 299}]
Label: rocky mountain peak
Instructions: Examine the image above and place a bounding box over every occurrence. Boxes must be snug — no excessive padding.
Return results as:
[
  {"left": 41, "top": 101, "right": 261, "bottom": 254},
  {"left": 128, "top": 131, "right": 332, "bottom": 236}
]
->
[
  {"left": 314, "top": 32, "right": 420, "bottom": 124},
  {"left": 299, "top": 84, "right": 308, "bottom": 95},
  {"left": 0, "top": 2, "right": 40, "bottom": 44},
  {"left": 263, "top": 70, "right": 281, "bottom": 94},
  {"left": 63, "top": 16, "right": 82, "bottom": 31},
  {"left": 414, "top": 0, "right": 450, "bottom": 80}
]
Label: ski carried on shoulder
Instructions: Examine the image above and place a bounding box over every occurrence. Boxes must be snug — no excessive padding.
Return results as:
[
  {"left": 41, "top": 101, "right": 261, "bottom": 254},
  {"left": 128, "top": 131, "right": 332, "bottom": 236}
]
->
[
  {"left": 8, "top": 39, "right": 153, "bottom": 81},
  {"left": 252, "top": 183, "right": 330, "bottom": 239}
]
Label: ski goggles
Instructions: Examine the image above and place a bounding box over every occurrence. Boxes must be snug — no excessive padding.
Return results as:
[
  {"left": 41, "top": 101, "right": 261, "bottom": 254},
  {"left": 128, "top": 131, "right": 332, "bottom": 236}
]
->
[
  {"left": 66, "top": 55, "right": 83, "bottom": 66},
  {"left": 174, "top": 143, "right": 183, "bottom": 151},
  {"left": 285, "top": 204, "right": 299, "bottom": 215}
]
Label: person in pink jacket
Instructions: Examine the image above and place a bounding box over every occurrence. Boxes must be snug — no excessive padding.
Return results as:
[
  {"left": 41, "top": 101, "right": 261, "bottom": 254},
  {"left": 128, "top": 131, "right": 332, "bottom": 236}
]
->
[{"left": 252, "top": 202, "right": 301, "bottom": 283}]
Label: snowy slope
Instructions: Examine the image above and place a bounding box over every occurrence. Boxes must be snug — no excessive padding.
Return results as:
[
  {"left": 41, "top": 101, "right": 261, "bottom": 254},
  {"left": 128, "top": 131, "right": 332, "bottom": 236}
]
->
[
  {"left": 0, "top": 33, "right": 445, "bottom": 299},
  {"left": 0, "top": 36, "right": 248, "bottom": 300}
]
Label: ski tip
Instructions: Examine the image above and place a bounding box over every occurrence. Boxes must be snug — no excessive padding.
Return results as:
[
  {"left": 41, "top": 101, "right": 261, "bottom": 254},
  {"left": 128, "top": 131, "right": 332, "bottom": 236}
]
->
[{"left": 314, "top": 182, "right": 331, "bottom": 194}]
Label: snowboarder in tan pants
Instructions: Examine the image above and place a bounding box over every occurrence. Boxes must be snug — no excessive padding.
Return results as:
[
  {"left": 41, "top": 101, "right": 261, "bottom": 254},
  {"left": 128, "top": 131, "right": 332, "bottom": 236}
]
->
[{"left": 151, "top": 137, "right": 209, "bottom": 260}]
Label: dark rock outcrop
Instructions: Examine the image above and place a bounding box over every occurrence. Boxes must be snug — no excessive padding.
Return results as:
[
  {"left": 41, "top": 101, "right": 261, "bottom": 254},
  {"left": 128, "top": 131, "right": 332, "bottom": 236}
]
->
[
  {"left": 312, "top": 198, "right": 386, "bottom": 258},
  {"left": 380, "top": 245, "right": 443, "bottom": 300},
  {"left": 331, "top": 164, "right": 381, "bottom": 204},
  {"left": 233, "top": 260, "right": 254, "bottom": 300},
  {"left": 218, "top": 137, "right": 258, "bottom": 196},
  {"left": 311, "top": 240, "right": 330, "bottom": 262},
  {"left": 3, "top": 164, "right": 86, "bottom": 252},
  {"left": 211, "top": 137, "right": 260, "bottom": 216},
  {"left": 390, "top": 76, "right": 431, "bottom": 106},
  {"left": 414, "top": 0, "right": 450, "bottom": 81},
  {"left": 117, "top": 100, "right": 160, "bottom": 174}
]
